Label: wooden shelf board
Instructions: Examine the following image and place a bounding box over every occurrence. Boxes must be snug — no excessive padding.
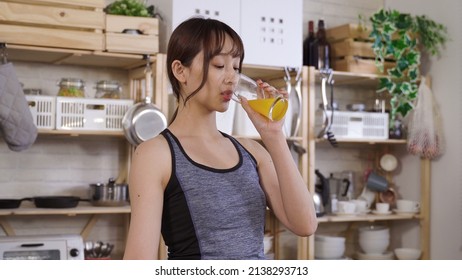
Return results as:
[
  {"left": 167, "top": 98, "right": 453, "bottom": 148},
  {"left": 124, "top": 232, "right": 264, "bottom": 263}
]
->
[
  {"left": 6, "top": 44, "right": 155, "bottom": 69},
  {"left": 317, "top": 213, "right": 420, "bottom": 223},
  {"left": 315, "top": 69, "right": 387, "bottom": 86},
  {"left": 316, "top": 138, "right": 407, "bottom": 145},
  {"left": 0, "top": 205, "right": 131, "bottom": 216},
  {"left": 38, "top": 129, "right": 126, "bottom": 137}
]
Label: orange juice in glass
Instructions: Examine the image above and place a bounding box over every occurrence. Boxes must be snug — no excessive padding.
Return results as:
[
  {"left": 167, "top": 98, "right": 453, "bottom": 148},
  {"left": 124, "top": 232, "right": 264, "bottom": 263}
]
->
[{"left": 233, "top": 74, "right": 288, "bottom": 121}]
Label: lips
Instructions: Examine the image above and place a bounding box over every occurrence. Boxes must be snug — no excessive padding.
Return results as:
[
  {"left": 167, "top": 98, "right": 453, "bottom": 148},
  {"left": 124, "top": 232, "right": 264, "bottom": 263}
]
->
[{"left": 222, "top": 90, "right": 233, "bottom": 102}]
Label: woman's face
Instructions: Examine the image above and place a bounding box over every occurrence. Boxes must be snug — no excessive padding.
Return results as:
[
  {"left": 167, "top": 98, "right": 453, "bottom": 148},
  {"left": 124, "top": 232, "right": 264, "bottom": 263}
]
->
[{"left": 183, "top": 35, "right": 241, "bottom": 113}]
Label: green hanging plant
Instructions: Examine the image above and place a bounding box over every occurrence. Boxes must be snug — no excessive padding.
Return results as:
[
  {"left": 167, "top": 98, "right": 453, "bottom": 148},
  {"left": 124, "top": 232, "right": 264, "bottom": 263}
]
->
[{"left": 369, "top": 9, "right": 448, "bottom": 124}]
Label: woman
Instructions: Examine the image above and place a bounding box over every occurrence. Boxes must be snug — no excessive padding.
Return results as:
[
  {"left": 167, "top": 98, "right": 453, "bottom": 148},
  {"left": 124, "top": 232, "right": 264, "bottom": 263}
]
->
[{"left": 123, "top": 17, "right": 317, "bottom": 260}]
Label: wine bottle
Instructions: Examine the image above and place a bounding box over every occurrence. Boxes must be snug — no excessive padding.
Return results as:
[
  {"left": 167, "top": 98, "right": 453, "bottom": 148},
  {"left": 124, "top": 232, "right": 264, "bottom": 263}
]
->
[
  {"left": 315, "top": 19, "right": 330, "bottom": 70},
  {"left": 302, "top": 20, "right": 316, "bottom": 66}
]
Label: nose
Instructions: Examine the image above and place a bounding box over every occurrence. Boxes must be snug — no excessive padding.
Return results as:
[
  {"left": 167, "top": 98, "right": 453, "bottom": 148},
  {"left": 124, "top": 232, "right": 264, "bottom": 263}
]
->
[{"left": 225, "top": 72, "right": 239, "bottom": 86}]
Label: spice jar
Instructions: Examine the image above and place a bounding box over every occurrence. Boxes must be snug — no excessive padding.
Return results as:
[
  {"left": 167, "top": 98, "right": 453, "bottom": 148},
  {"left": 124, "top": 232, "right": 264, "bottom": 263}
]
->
[
  {"left": 95, "top": 80, "right": 122, "bottom": 99},
  {"left": 57, "top": 78, "right": 85, "bottom": 97}
]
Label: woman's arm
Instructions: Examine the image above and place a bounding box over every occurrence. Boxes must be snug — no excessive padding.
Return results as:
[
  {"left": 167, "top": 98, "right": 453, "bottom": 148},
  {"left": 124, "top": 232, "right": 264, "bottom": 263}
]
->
[
  {"left": 239, "top": 85, "right": 318, "bottom": 236},
  {"left": 123, "top": 136, "right": 171, "bottom": 259}
]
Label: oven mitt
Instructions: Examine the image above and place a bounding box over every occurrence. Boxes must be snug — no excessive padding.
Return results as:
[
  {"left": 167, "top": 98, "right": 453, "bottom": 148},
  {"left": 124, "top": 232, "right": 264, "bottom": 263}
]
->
[{"left": 0, "top": 63, "right": 38, "bottom": 151}]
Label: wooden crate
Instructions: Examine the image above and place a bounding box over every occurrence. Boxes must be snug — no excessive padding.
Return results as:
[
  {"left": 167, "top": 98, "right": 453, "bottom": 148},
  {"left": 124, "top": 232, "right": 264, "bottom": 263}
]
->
[
  {"left": 332, "top": 56, "right": 395, "bottom": 75},
  {"left": 326, "top": 23, "right": 372, "bottom": 42},
  {"left": 326, "top": 23, "right": 394, "bottom": 74},
  {"left": 105, "top": 15, "right": 159, "bottom": 55},
  {"left": 0, "top": 0, "right": 105, "bottom": 50},
  {"left": 331, "top": 39, "right": 375, "bottom": 59}
]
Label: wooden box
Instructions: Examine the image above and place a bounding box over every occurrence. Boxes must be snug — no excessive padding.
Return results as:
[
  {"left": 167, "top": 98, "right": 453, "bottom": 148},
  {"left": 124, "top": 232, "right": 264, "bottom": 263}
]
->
[
  {"left": 326, "top": 23, "right": 395, "bottom": 74},
  {"left": 332, "top": 56, "right": 395, "bottom": 75},
  {"left": 0, "top": 0, "right": 105, "bottom": 51},
  {"left": 105, "top": 15, "right": 159, "bottom": 55}
]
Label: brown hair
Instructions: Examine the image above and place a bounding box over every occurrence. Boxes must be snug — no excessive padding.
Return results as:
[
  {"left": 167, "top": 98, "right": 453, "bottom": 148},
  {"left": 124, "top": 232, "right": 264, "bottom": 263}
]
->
[{"left": 166, "top": 17, "right": 245, "bottom": 122}]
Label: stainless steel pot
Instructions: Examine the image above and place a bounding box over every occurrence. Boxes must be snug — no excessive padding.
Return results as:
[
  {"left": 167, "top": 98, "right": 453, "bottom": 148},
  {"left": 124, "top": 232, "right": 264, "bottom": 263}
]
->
[{"left": 90, "top": 178, "right": 129, "bottom": 207}]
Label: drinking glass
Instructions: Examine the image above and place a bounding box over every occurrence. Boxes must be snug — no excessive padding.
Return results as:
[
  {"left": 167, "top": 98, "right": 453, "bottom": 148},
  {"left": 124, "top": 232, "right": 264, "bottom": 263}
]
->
[{"left": 233, "top": 74, "right": 288, "bottom": 121}]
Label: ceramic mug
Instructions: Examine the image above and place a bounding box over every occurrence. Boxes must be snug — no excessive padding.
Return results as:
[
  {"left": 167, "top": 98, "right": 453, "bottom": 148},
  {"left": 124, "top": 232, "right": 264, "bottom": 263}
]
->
[
  {"left": 351, "top": 199, "right": 369, "bottom": 213},
  {"left": 337, "top": 201, "right": 356, "bottom": 214},
  {"left": 366, "top": 172, "right": 388, "bottom": 192},
  {"left": 396, "top": 199, "right": 420, "bottom": 212},
  {"left": 375, "top": 202, "right": 390, "bottom": 213}
]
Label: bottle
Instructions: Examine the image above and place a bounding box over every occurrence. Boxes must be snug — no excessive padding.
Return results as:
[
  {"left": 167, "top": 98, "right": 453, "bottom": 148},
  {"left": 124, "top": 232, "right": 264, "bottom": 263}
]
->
[
  {"left": 302, "top": 20, "right": 316, "bottom": 66},
  {"left": 315, "top": 19, "right": 330, "bottom": 70}
]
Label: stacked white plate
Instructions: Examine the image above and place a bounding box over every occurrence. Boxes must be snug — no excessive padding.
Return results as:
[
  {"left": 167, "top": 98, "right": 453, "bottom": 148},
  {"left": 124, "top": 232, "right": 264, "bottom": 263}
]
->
[
  {"left": 315, "top": 235, "right": 346, "bottom": 259},
  {"left": 358, "top": 226, "right": 390, "bottom": 255}
]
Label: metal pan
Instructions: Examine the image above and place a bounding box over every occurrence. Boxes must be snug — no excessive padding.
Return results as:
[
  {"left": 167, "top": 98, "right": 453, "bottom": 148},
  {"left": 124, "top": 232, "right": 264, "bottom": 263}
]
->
[
  {"left": 122, "top": 96, "right": 167, "bottom": 146},
  {"left": 122, "top": 64, "right": 167, "bottom": 146},
  {"left": 0, "top": 198, "right": 30, "bottom": 209},
  {"left": 31, "top": 196, "right": 89, "bottom": 209}
]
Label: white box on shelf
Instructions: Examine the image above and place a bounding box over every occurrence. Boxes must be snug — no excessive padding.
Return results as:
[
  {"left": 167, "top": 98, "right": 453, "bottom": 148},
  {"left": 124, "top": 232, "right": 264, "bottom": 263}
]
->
[
  {"left": 152, "top": 0, "right": 302, "bottom": 68},
  {"left": 25, "top": 95, "right": 55, "bottom": 129},
  {"left": 56, "top": 97, "right": 133, "bottom": 131},
  {"left": 316, "top": 110, "right": 389, "bottom": 140}
]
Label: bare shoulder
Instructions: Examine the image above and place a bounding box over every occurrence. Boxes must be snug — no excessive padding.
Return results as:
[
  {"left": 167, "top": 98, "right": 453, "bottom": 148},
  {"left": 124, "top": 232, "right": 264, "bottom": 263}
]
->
[
  {"left": 234, "top": 137, "right": 268, "bottom": 162},
  {"left": 130, "top": 133, "right": 172, "bottom": 189}
]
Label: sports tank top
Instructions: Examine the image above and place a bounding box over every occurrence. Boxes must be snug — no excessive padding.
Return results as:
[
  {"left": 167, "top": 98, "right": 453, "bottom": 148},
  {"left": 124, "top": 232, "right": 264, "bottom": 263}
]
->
[{"left": 160, "top": 129, "right": 266, "bottom": 260}]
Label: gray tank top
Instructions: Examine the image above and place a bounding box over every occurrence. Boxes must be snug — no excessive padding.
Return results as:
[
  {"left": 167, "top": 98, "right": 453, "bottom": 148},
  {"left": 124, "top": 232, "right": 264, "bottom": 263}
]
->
[{"left": 161, "top": 129, "right": 266, "bottom": 260}]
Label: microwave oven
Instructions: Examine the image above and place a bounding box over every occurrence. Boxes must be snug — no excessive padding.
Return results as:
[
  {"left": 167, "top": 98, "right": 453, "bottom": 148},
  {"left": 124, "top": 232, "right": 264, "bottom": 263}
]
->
[{"left": 0, "top": 234, "right": 84, "bottom": 260}]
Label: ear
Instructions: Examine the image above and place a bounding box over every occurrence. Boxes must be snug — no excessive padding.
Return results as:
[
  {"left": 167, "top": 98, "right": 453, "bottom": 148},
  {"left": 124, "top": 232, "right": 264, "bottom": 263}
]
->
[{"left": 171, "top": 60, "right": 188, "bottom": 84}]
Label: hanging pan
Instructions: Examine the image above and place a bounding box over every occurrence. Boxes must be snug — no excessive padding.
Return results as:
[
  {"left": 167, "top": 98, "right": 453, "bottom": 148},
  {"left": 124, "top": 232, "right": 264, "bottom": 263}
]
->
[{"left": 122, "top": 61, "right": 167, "bottom": 146}]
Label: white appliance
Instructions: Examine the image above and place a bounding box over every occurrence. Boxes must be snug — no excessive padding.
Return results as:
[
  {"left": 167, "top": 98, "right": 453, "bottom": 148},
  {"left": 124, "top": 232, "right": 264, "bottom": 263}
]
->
[{"left": 0, "top": 234, "right": 84, "bottom": 260}]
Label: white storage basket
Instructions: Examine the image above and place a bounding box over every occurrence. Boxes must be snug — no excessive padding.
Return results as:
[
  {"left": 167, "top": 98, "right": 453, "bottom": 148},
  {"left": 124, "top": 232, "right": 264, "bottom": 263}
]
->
[
  {"left": 316, "top": 110, "right": 389, "bottom": 140},
  {"left": 25, "top": 95, "right": 55, "bottom": 129},
  {"left": 56, "top": 97, "right": 134, "bottom": 131}
]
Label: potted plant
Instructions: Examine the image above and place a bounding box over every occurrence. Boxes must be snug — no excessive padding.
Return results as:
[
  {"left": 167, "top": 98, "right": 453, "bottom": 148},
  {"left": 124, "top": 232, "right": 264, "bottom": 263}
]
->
[
  {"left": 369, "top": 9, "right": 448, "bottom": 124},
  {"left": 105, "top": 0, "right": 157, "bottom": 18},
  {"left": 104, "top": 0, "right": 161, "bottom": 54}
]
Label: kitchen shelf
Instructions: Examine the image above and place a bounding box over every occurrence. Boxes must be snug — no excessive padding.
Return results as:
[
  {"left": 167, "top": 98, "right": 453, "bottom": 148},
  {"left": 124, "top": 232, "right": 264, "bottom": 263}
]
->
[
  {"left": 6, "top": 44, "right": 156, "bottom": 70},
  {"left": 314, "top": 69, "right": 387, "bottom": 86},
  {"left": 315, "top": 138, "right": 407, "bottom": 145},
  {"left": 317, "top": 213, "right": 420, "bottom": 223},
  {"left": 303, "top": 66, "right": 431, "bottom": 260},
  {"left": 38, "top": 129, "right": 126, "bottom": 137},
  {"left": 0, "top": 205, "right": 131, "bottom": 216}
]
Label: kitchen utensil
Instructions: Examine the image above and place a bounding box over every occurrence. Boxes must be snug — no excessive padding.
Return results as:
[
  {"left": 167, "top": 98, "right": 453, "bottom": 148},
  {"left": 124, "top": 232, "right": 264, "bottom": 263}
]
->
[
  {"left": 366, "top": 172, "right": 388, "bottom": 192},
  {"left": 283, "top": 67, "right": 302, "bottom": 136},
  {"left": 380, "top": 154, "right": 398, "bottom": 172},
  {"left": 122, "top": 59, "right": 167, "bottom": 146},
  {"left": 346, "top": 103, "right": 365, "bottom": 112},
  {"left": 233, "top": 73, "right": 288, "bottom": 121},
  {"left": 0, "top": 198, "right": 30, "bottom": 209},
  {"left": 314, "top": 169, "right": 330, "bottom": 217},
  {"left": 31, "top": 196, "right": 89, "bottom": 208},
  {"left": 317, "top": 68, "right": 337, "bottom": 147},
  {"left": 328, "top": 173, "right": 351, "bottom": 201},
  {"left": 90, "top": 178, "right": 129, "bottom": 206}
]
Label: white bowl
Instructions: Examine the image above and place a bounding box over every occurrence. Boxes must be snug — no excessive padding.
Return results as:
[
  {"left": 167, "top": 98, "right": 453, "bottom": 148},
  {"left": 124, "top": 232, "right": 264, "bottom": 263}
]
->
[
  {"left": 315, "top": 235, "right": 346, "bottom": 244},
  {"left": 315, "top": 246, "right": 345, "bottom": 259},
  {"left": 359, "top": 239, "right": 389, "bottom": 254},
  {"left": 264, "top": 236, "right": 273, "bottom": 254},
  {"left": 394, "top": 248, "right": 421, "bottom": 260},
  {"left": 356, "top": 251, "right": 394, "bottom": 260}
]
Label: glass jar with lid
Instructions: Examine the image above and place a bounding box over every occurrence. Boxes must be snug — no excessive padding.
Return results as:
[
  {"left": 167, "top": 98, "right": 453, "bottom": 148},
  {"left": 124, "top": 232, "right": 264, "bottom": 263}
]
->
[
  {"left": 57, "top": 78, "right": 85, "bottom": 97},
  {"left": 95, "top": 80, "right": 122, "bottom": 99}
]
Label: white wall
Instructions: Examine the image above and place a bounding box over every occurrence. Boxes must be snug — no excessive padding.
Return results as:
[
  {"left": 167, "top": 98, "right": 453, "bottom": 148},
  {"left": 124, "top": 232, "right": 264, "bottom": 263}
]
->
[{"left": 385, "top": 0, "right": 462, "bottom": 260}]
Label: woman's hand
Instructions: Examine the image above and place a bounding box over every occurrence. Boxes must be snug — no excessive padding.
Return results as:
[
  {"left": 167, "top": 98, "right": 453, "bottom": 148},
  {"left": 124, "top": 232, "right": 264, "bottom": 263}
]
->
[{"left": 240, "top": 80, "right": 288, "bottom": 138}]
